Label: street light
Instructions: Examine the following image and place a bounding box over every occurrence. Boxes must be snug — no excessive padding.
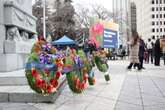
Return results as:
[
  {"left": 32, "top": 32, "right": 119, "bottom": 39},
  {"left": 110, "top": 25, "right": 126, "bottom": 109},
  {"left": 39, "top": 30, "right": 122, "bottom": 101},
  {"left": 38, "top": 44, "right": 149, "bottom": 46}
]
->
[{"left": 43, "top": 0, "right": 46, "bottom": 39}]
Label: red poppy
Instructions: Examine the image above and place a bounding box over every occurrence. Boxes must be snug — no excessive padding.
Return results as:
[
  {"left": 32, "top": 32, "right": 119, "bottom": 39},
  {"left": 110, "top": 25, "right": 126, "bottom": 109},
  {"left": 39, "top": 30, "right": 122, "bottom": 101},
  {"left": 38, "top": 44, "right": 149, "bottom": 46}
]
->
[
  {"left": 81, "top": 82, "right": 87, "bottom": 89},
  {"left": 35, "top": 79, "right": 45, "bottom": 88},
  {"left": 55, "top": 71, "right": 61, "bottom": 79},
  {"left": 32, "top": 68, "right": 39, "bottom": 78},
  {"left": 83, "top": 74, "right": 88, "bottom": 81},
  {"left": 50, "top": 78, "right": 58, "bottom": 88},
  {"left": 58, "top": 63, "right": 63, "bottom": 67},
  {"left": 75, "top": 78, "right": 80, "bottom": 89},
  {"left": 47, "top": 84, "right": 53, "bottom": 93}
]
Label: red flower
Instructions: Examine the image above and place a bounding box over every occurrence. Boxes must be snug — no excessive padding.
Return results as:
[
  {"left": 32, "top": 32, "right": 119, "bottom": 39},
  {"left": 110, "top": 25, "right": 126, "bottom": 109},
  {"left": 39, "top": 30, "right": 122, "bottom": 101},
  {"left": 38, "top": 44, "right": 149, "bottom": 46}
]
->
[
  {"left": 57, "top": 63, "right": 64, "bottom": 68},
  {"left": 31, "top": 68, "right": 39, "bottom": 78},
  {"left": 83, "top": 74, "right": 88, "bottom": 81},
  {"left": 81, "top": 82, "right": 87, "bottom": 89},
  {"left": 50, "top": 78, "right": 58, "bottom": 88},
  {"left": 75, "top": 78, "right": 80, "bottom": 85},
  {"left": 75, "top": 78, "right": 80, "bottom": 89},
  {"left": 55, "top": 71, "right": 61, "bottom": 79},
  {"left": 35, "top": 79, "right": 45, "bottom": 88},
  {"left": 47, "top": 84, "right": 53, "bottom": 93}
]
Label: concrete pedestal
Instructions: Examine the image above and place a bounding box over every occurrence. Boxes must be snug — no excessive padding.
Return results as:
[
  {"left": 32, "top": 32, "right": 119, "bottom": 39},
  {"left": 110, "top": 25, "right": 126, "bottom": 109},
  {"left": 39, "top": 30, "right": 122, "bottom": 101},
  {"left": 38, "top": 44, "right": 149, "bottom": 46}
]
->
[{"left": 0, "top": 54, "right": 28, "bottom": 72}]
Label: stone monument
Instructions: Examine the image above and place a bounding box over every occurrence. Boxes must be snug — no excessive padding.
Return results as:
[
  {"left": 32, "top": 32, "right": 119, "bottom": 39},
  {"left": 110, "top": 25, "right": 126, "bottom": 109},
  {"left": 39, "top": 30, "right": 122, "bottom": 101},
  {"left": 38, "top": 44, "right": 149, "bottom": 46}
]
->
[{"left": 0, "top": 0, "right": 37, "bottom": 72}]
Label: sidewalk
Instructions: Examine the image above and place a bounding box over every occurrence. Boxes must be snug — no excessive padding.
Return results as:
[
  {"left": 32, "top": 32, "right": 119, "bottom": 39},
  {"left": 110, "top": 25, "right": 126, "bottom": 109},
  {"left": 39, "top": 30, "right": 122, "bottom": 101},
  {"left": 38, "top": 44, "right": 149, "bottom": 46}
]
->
[{"left": 0, "top": 60, "right": 165, "bottom": 110}]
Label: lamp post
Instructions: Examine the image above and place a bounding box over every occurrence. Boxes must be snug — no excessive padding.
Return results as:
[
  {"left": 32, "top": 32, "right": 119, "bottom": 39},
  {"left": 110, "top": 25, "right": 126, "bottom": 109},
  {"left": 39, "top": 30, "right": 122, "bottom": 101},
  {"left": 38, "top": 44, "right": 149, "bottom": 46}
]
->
[{"left": 43, "top": 0, "right": 46, "bottom": 39}]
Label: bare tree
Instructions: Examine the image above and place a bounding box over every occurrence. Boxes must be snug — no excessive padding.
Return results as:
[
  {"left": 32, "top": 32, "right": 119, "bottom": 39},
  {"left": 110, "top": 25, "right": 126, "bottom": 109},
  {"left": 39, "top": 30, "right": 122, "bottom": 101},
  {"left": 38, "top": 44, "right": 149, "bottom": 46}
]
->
[
  {"left": 75, "top": 4, "right": 113, "bottom": 28},
  {"left": 91, "top": 4, "right": 113, "bottom": 20},
  {"left": 75, "top": 5, "right": 91, "bottom": 29},
  {"left": 74, "top": 4, "right": 113, "bottom": 43},
  {"left": 50, "top": 0, "right": 76, "bottom": 40}
]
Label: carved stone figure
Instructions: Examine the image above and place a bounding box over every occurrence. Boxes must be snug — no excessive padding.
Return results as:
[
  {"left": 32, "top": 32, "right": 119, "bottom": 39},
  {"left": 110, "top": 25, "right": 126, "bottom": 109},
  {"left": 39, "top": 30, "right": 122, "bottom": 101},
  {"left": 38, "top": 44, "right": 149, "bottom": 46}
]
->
[
  {"left": 6, "top": 27, "right": 22, "bottom": 41},
  {"left": 21, "top": 31, "right": 29, "bottom": 41}
]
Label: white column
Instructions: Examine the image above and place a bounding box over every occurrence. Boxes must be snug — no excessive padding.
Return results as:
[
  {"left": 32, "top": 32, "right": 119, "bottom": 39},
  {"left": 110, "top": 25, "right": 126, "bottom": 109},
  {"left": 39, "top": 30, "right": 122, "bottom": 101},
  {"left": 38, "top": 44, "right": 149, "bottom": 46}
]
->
[{"left": 0, "top": 0, "right": 6, "bottom": 53}]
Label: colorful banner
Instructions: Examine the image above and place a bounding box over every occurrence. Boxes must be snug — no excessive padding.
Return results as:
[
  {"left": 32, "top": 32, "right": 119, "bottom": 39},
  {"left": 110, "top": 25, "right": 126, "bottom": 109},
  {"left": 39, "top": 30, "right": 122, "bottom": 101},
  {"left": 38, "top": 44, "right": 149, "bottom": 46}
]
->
[
  {"left": 103, "top": 29, "right": 118, "bottom": 48},
  {"left": 89, "top": 19, "right": 119, "bottom": 48}
]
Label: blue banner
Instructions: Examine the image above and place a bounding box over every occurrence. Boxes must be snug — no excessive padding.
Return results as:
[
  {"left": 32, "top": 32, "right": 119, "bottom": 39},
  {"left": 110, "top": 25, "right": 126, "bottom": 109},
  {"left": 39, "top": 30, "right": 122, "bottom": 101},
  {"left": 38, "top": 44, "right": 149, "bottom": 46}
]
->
[{"left": 103, "top": 29, "right": 118, "bottom": 48}]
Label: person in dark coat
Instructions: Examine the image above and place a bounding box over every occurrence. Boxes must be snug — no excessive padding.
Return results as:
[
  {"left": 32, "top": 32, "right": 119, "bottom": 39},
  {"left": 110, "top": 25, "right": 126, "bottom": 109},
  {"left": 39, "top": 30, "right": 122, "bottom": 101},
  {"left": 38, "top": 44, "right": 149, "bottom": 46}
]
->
[
  {"left": 154, "top": 38, "right": 161, "bottom": 66},
  {"left": 138, "top": 38, "right": 145, "bottom": 69}
]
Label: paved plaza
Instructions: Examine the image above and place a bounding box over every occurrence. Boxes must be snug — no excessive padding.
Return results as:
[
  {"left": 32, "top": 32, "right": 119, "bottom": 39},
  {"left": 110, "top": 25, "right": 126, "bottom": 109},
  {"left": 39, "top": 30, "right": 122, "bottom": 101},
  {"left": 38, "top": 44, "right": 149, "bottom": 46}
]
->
[{"left": 0, "top": 60, "right": 165, "bottom": 110}]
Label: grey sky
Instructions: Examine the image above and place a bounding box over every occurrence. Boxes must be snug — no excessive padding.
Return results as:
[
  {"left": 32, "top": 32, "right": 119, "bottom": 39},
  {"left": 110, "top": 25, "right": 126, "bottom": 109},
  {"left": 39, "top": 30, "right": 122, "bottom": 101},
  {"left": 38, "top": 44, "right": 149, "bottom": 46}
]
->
[
  {"left": 73, "top": 0, "right": 112, "bottom": 11},
  {"left": 32, "top": 0, "right": 113, "bottom": 12}
]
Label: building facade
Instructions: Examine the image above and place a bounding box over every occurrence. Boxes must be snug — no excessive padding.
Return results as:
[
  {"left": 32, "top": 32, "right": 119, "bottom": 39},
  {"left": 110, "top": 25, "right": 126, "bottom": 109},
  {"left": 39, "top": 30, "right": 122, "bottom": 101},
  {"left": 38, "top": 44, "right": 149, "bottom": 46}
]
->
[
  {"left": 134, "top": 0, "right": 165, "bottom": 41},
  {"left": 130, "top": 2, "right": 137, "bottom": 32},
  {"left": 112, "top": 0, "right": 131, "bottom": 46}
]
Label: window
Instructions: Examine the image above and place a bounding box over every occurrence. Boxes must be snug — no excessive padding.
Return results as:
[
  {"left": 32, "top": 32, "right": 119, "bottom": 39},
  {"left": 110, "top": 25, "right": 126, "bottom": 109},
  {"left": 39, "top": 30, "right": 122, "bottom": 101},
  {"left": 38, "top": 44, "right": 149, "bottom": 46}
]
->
[
  {"left": 160, "top": 0, "right": 162, "bottom": 3},
  {"left": 164, "top": 7, "right": 165, "bottom": 11},
  {"left": 164, "top": 0, "right": 165, "bottom": 3},
  {"left": 164, "top": 14, "right": 165, "bottom": 18},
  {"left": 157, "top": 21, "right": 159, "bottom": 25},
  {"left": 160, "top": 21, "right": 162, "bottom": 25},
  {"left": 157, "top": 28, "right": 159, "bottom": 32},
  {"left": 160, "top": 28, "right": 162, "bottom": 32},
  {"left": 164, "top": 21, "right": 165, "bottom": 25},
  {"left": 160, "top": 7, "right": 162, "bottom": 11},
  {"left": 156, "top": 7, "right": 159, "bottom": 11},
  {"left": 164, "top": 28, "right": 165, "bottom": 32},
  {"left": 160, "top": 14, "right": 162, "bottom": 18},
  {"left": 152, "top": 0, "right": 155, "bottom": 4},
  {"left": 156, "top": 14, "right": 159, "bottom": 18},
  {"left": 152, "top": 28, "right": 155, "bottom": 32},
  {"left": 152, "top": 7, "right": 155, "bottom": 11},
  {"left": 152, "top": 14, "right": 155, "bottom": 18},
  {"left": 152, "top": 21, "right": 155, "bottom": 25},
  {"left": 156, "top": 0, "right": 158, "bottom": 4}
]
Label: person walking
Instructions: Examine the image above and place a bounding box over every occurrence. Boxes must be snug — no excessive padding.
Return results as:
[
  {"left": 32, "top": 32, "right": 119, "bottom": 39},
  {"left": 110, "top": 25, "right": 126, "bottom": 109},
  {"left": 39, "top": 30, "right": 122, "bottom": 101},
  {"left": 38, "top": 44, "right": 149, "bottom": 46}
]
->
[
  {"left": 127, "top": 32, "right": 141, "bottom": 70},
  {"left": 139, "top": 37, "right": 145, "bottom": 69},
  {"left": 144, "top": 45, "right": 149, "bottom": 63},
  {"left": 121, "top": 48, "right": 126, "bottom": 60},
  {"left": 147, "top": 39, "right": 154, "bottom": 64},
  {"left": 154, "top": 38, "right": 161, "bottom": 66},
  {"left": 160, "top": 35, "right": 165, "bottom": 65}
]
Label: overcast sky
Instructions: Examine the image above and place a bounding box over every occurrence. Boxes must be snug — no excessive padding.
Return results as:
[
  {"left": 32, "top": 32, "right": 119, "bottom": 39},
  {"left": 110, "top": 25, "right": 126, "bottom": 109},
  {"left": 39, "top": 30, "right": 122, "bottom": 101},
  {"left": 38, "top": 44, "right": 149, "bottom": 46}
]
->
[
  {"left": 32, "top": 0, "right": 113, "bottom": 12},
  {"left": 73, "top": 0, "right": 112, "bottom": 11}
]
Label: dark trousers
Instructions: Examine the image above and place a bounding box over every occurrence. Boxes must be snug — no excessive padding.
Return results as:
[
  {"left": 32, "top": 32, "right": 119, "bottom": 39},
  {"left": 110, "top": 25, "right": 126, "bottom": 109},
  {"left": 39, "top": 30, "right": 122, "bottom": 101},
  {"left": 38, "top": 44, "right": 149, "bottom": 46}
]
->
[
  {"left": 154, "top": 55, "right": 160, "bottom": 66},
  {"left": 139, "top": 57, "right": 144, "bottom": 68},
  {"left": 128, "top": 63, "right": 141, "bottom": 70}
]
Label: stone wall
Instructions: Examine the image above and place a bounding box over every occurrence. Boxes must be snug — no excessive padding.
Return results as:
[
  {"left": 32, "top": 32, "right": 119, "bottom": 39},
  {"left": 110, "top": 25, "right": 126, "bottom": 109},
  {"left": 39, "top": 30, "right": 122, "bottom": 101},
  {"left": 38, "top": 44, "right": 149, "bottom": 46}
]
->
[{"left": 0, "top": 0, "right": 36, "bottom": 72}]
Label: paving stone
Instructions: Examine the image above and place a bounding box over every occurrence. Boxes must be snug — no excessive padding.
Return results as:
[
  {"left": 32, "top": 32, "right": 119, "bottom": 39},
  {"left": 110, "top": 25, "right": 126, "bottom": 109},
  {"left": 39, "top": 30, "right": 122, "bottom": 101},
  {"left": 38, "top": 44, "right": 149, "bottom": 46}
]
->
[
  {"left": 115, "top": 102, "right": 143, "bottom": 110},
  {"left": 117, "top": 94, "right": 142, "bottom": 105},
  {"left": 0, "top": 60, "right": 165, "bottom": 110},
  {"left": 86, "top": 97, "right": 115, "bottom": 110},
  {"left": 144, "top": 104, "right": 165, "bottom": 110},
  {"left": 142, "top": 94, "right": 165, "bottom": 106}
]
